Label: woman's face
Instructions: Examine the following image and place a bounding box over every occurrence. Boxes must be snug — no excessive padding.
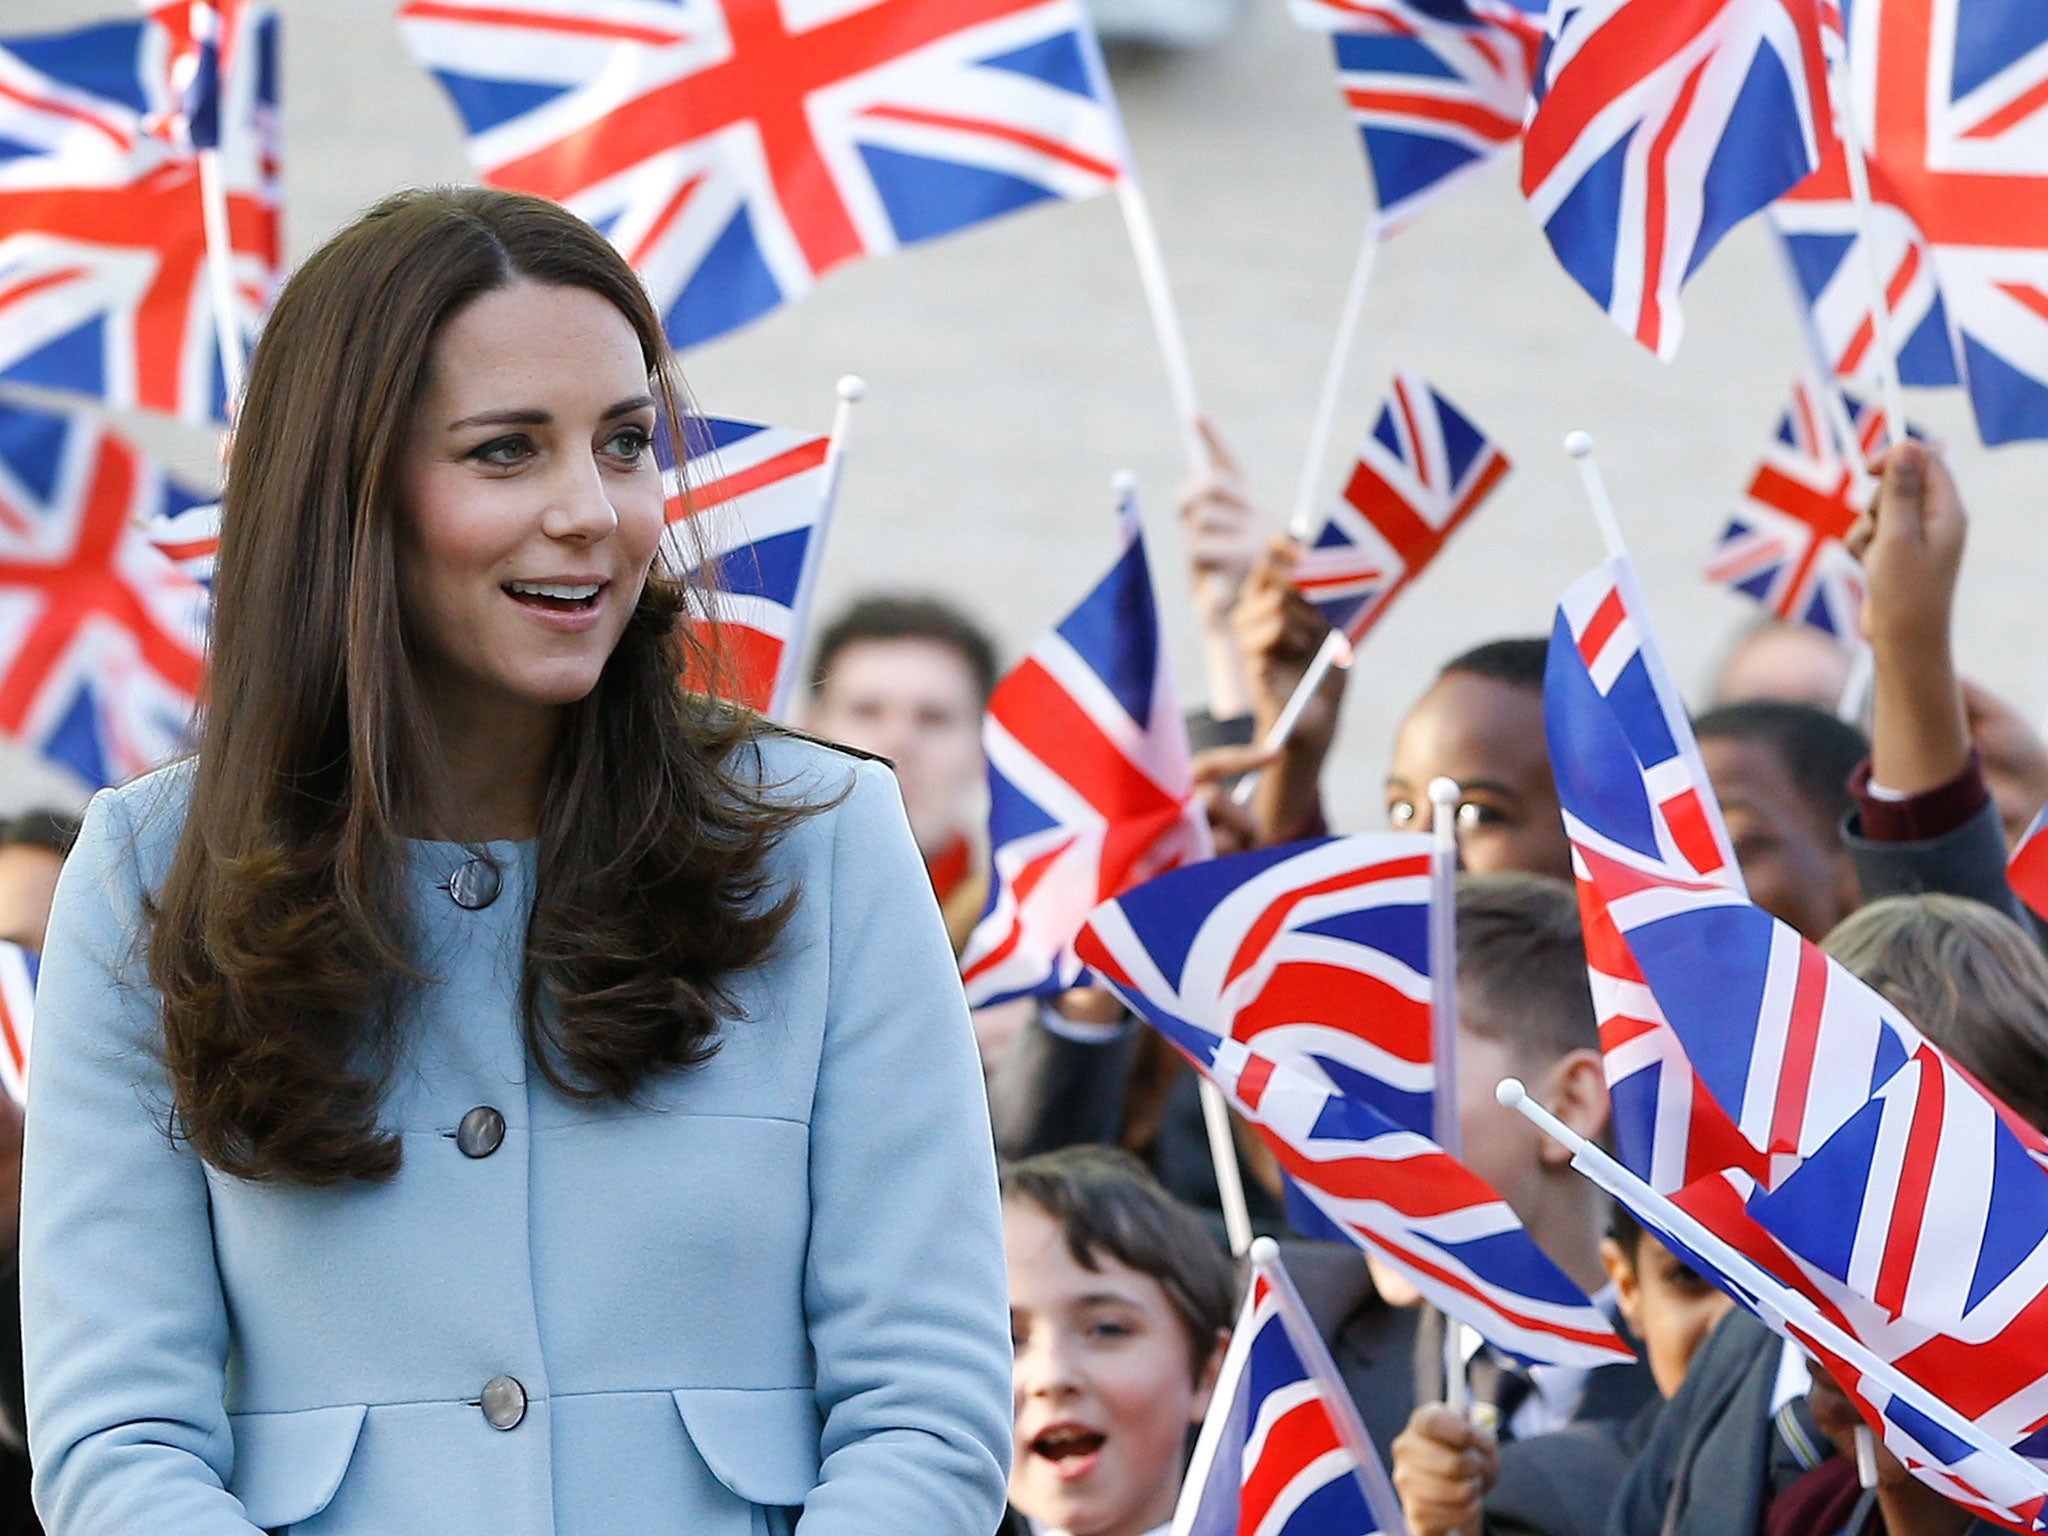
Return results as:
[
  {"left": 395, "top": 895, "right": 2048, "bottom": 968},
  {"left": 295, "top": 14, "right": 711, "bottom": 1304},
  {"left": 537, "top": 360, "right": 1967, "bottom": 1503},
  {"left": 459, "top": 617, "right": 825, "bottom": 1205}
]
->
[
  {"left": 397, "top": 279, "right": 665, "bottom": 741},
  {"left": 1006, "top": 1199, "right": 1223, "bottom": 1536}
]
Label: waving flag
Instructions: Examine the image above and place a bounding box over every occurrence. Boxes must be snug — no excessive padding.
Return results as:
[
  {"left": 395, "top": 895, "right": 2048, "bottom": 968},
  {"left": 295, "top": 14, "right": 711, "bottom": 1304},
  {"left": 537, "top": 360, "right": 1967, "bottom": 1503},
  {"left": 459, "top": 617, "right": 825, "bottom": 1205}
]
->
[
  {"left": 399, "top": 0, "right": 1125, "bottom": 350},
  {"left": 960, "top": 485, "right": 1207, "bottom": 1006},
  {"left": 661, "top": 414, "right": 832, "bottom": 716},
  {"left": 0, "top": 939, "right": 33, "bottom": 1107},
  {"left": 0, "top": 398, "right": 207, "bottom": 788},
  {"left": 1078, "top": 838, "right": 1632, "bottom": 1367},
  {"left": 1703, "top": 375, "right": 1876, "bottom": 639},
  {"left": 1521, "top": 0, "right": 1831, "bottom": 359},
  {"left": 0, "top": 11, "right": 280, "bottom": 422},
  {"left": 1547, "top": 566, "right": 2048, "bottom": 1525},
  {"left": 1772, "top": 147, "right": 1960, "bottom": 390},
  {"left": 1291, "top": 370, "right": 1509, "bottom": 648},
  {"left": 1818, "top": 0, "right": 2048, "bottom": 445},
  {"left": 1174, "top": 1248, "right": 1405, "bottom": 1536},
  {"left": 1288, "top": 0, "right": 1542, "bottom": 234}
]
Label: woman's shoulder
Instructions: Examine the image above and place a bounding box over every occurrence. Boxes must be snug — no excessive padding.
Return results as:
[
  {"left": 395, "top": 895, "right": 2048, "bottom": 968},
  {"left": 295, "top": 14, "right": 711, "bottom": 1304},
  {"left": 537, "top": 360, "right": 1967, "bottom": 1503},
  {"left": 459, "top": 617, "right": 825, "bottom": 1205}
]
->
[
  {"left": 732, "top": 724, "right": 898, "bottom": 812},
  {"left": 70, "top": 757, "right": 197, "bottom": 890}
]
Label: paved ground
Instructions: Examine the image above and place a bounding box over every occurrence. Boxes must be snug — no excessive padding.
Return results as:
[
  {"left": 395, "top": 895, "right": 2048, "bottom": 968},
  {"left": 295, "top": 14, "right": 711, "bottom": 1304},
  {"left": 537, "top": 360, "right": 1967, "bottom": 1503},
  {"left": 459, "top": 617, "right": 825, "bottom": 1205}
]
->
[{"left": 11, "top": 0, "right": 2048, "bottom": 827}]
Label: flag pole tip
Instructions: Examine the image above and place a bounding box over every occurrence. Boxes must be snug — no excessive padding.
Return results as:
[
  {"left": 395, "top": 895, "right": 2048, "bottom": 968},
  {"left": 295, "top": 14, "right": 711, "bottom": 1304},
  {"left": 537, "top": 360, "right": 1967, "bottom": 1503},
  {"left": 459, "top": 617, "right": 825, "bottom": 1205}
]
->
[
  {"left": 1248, "top": 1236, "right": 1280, "bottom": 1267},
  {"left": 1427, "top": 777, "right": 1460, "bottom": 810},
  {"left": 1495, "top": 1077, "right": 1527, "bottom": 1109},
  {"left": 835, "top": 375, "right": 867, "bottom": 402},
  {"left": 1112, "top": 469, "right": 1140, "bottom": 498},
  {"left": 1564, "top": 430, "right": 1595, "bottom": 459}
]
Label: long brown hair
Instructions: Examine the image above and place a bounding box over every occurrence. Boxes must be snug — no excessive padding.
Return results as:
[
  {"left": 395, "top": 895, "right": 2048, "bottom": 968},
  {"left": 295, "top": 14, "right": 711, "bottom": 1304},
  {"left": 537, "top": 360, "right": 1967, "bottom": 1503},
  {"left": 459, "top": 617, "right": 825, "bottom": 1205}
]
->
[{"left": 150, "top": 186, "right": 814, "bottom": 1184}]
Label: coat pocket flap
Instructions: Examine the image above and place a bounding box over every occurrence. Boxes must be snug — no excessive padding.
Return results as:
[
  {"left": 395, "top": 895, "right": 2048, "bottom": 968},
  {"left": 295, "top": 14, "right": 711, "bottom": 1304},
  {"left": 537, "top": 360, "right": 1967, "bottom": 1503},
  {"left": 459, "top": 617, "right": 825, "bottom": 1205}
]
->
[
  {"left": 671, "top": 1386, "right": 820, "bottom": 1507},
  {"left": 228, "top": 1402, "right": 367, "bottom": 1528}
]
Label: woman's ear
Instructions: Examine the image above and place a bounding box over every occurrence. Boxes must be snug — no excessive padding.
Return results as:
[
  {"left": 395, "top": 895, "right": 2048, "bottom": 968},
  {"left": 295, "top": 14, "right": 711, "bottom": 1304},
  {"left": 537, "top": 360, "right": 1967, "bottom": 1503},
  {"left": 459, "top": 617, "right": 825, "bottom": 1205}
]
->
[
  {"left": 1534, "top": 1048, "right": 1609, "bottom": 1167},
  {"left": 1189, "top": 1328, "right": 1230, "bottom": 1423}
]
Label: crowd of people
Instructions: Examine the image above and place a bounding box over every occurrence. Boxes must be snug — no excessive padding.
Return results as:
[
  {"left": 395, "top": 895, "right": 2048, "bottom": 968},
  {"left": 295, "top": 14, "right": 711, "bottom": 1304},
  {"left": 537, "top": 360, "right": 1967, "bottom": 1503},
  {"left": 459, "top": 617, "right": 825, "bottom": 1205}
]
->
[
  {"left": 0, "top": 184, "right": 2045, "bottom": 1536},
  {"left": 786, "top": 422, "right": 2048, "bottom": 1536}
]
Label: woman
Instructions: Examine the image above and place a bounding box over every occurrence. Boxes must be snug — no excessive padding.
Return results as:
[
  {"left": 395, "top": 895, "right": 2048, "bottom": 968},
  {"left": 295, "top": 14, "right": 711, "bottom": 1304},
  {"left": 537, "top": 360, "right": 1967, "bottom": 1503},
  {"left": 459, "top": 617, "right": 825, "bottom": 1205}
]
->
[{"left": 19, "top": 187, "right": 1011, "bottom": 1535}]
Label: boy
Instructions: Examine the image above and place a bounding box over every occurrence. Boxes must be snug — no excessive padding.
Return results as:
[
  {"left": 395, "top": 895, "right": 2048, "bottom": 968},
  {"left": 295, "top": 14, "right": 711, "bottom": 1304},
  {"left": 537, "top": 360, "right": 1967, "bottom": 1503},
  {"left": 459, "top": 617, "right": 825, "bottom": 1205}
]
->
[{"left": 1001, "top": 1146, "right": 1235, "bottom": 1536}]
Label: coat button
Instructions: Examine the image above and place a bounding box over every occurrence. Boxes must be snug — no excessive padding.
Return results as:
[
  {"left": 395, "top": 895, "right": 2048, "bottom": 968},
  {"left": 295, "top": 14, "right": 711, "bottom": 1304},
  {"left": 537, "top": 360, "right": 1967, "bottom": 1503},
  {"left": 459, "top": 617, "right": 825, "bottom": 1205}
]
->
[
  {"left": 480, "top": 1375, "right": 526, "bottom": 1430},
  {"left": 456, "top": 1106, "right": 505, "bottom": 1159},
  {"left": 446, "top": 857, "right": 502, "bottom": 910}
]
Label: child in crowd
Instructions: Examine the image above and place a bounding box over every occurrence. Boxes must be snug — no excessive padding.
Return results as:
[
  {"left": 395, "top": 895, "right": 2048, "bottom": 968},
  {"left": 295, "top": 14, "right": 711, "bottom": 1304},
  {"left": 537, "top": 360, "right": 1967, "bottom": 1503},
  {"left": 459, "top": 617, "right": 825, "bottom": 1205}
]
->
[{"left": 999, "top": 1146, "right": 1235, "bottom": 1536}]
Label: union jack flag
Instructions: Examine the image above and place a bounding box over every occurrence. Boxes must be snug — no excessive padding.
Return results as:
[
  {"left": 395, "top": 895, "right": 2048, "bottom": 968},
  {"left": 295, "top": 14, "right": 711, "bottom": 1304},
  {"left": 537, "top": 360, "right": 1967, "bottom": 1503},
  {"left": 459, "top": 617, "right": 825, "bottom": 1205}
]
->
[
  {"left": 1077, "top": 838, "right": 1632, "bottom": 1367},
  {"left": 1772, "top": 155, "right": 1960, "bottom": 390},
  {"left": 1521, "top": 0, "right": 1832, "bottom": 359},
  {"left": 398, "top": 0, "right": 1125, "bottom": 351},
  {"left": 959, "top": 484, "right": 1208, "bottom": 1006},
  {"left": 661, "top": 414, "right": 832, "bottom": 717},
  {"left": 1173, "top": 1249, "right": 1405, "bottom": 1536},
  {"left": 1543, "top": 556, "right": 1767, "bottom": 1196},
  {"left": 1547, "top": 556, "right": 1742, "bottom": 884},
  {"left": 1288, "top": 0, "right": 1543, "bottom": 234},
  {"left": 1291, "top": 370, "right": 1509, "bottom": 648},
  {"left": 0, "top": 398, "right": 207, "bottom": 788},
  {"left": 0, "top": 10, "right": 280, "bottom": 422},
  {"left": 0, "top": 939, "right": 33, "bottom": 1107},
  {"left": 1703, "top": 375, "right": 1876, "bottom": 639},
  {"left": 1825, "top": 0, "right": 2048, "bottom": 444}
]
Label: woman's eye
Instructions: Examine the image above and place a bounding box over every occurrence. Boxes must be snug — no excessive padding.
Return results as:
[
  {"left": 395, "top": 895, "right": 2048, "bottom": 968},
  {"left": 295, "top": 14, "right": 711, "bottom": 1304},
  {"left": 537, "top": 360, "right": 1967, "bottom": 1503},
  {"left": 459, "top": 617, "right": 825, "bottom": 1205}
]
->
[
  {"left": 469, "top": 434, "right": 532, "bottom": 466},
  {"left": 605, "top": 426, "right": 653, "bottom": 463}
]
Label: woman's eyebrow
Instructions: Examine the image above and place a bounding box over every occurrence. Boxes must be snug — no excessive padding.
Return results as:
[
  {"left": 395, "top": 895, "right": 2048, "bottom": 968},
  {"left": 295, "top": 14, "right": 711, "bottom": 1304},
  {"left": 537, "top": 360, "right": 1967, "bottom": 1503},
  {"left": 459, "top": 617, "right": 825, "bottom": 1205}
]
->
[{"left": 446, "top": 395, "right": 653, "bottom": 431}]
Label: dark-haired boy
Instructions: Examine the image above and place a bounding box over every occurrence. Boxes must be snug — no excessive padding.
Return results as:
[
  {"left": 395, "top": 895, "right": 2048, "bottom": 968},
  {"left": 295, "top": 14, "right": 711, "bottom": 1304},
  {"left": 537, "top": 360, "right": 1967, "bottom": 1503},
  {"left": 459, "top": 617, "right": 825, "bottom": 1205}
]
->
[{"left": 999, "top": 1146, "right": 1236, "bottom": 1536}]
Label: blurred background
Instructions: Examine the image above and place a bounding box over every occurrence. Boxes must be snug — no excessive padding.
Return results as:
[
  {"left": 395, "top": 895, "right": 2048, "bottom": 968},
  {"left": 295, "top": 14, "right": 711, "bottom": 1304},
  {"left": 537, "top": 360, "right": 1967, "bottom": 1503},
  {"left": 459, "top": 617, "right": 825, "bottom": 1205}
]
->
[{"left": 8, "top": 0, "right": 2044, "bottom": 828}]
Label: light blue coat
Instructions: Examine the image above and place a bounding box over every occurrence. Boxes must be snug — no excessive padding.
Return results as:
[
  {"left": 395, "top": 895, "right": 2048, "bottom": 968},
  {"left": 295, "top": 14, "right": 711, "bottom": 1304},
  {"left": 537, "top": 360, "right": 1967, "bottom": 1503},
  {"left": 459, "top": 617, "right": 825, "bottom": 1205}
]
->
[{"left": 20, "top": 736, "right": 1013, "bottom": 1535}]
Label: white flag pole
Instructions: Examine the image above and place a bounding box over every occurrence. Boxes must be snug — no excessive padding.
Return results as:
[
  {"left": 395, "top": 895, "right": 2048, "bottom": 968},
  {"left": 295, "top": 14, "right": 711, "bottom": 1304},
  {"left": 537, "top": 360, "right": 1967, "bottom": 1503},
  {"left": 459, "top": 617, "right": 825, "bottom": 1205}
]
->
[
  {"left": 1820, "top": 30, "right": 1907, "bottom": 445},
  {"left": 196, "top": 147, "right": 245, "bottom": 407},
  {"left": 1426, "top": 776, "right": 1462, "bottom": 1158},
  {"left": 1497, "top": 1077, "right": 2048, "bottom": 1504},
  {"left": 1258, "top": 1240, "right": 1414, "bottom": 1536},
  {"left": 1228, "top": 628, "right": 1351, "bottom": 808},
  {"left": 766, "top": 374, "right": 864, "bottom": 721},
  {"left": 1289, "top": 224, "right": 1381, "bottom": 542},
  {"left": 1564, "top": 431, "right": 1629, "bottom": 563},
  {"left": 1113, "top": 171, "right": 1206, "bottom": 476},
  {"left": 1200, "top": 1080, "right": 1255, "bottom": 1258}
]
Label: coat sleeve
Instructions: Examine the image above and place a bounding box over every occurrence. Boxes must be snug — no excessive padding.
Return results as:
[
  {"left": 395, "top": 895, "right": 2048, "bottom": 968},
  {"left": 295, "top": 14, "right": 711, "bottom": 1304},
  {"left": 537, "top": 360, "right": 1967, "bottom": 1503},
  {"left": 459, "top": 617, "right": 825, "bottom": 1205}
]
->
[
  {"left": 797, "top": 759, "right": 1013, "bottom": 1536},
  {"left": 20, "top": 789, "right": 263, "bottom": 1536}
]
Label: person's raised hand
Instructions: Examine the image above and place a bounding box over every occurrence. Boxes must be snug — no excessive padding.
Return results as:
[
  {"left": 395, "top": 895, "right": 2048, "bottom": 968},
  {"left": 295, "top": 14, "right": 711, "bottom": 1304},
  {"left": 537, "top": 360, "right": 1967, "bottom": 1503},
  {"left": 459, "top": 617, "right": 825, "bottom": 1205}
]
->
[
  {"left": 1849, "top": 441, "right": 1971, "bottom": 796},
  {"left": 1179, "top": 417, "right": 1267, "bottom": 627},
  {"left": 1391, "top": 1403, "right": 1498, "bottom": 1536},
  {"left": 1190, "top": 742, "right": 1278, "bottom": 855},
  {"left": 1231, "top": 537, "right": 1345, "bottom": 744},
  {"left": 1850, "top": 440, "right": 1966, "bottom": 659}
]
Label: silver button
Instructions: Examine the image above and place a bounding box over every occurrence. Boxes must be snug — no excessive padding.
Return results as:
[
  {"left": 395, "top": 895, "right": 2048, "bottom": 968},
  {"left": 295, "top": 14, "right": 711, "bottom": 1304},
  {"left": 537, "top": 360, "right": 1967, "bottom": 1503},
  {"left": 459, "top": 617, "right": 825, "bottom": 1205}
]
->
[
  {"left": 446, "top": 857, "right": 502, "bottom": 910},
  {"left": 455, "top": 1106, "right": 505, "bottom": 1159},
  {"left": 480, "top": 1375, "right": 526, "bottom": 1430}
]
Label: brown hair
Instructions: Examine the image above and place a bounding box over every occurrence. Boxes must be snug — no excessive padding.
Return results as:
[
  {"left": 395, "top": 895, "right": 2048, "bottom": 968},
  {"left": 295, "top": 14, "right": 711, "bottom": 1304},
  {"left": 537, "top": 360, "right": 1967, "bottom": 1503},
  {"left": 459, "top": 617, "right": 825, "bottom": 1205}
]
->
[
  {"left": 1002, "top": 1146, "right": 1235, "bottom": 1379},
  {"left": 1455, "top": 870, "right": 1599, "bottom": 1065},
  {"left": 1823, "top": 894, "right": 2048, "bottom": 1131},
  {"left": 149, "top": 186, "right": 814, "bottom": 1184}
]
